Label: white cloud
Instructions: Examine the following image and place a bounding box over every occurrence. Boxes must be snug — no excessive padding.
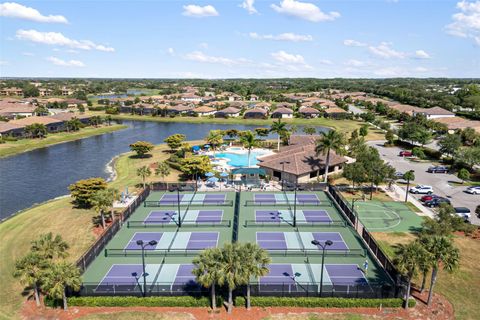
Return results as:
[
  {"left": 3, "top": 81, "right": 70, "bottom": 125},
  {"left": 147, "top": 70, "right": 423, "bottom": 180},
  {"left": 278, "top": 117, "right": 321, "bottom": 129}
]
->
[
  {"left": 344, "top": 59, "right": 367, "bottom": 67},
  {"left": 415, "top": 50, "right": 431, "bottom": 59},
  {"left": 167, "top": 47, "right": 175, "bottom": 56},
  {"left": 46, "top": 56, "right": 85, "bottom": 67},
  {"left": 368, "top": 42, "right": 406, "bottom": 59},
  {"left": 184, "top": 51, "right": 248, "bottom": 65},
  {"left": 240, "top": 0, "right": 258, "bottom": 14},
  {"left": 182, "top": 4, "right": 219, "bottom": 17},
  {"left": 446, "top": 1, "right": 480, "bottom": 45},
  {"left": 0, "top": 2, "right": 68, "bottom": 23},
  {"left": 271, "top": 0, "right": 340, "bottom": 22},
  {"left": 249, "top": 32, "right": 313, "bottom": 42},
  {"left": 16, "top": 29, "right": 115, "bottom": 52},
  {"left": 343, "top": 39, "right": 366, "bottom": 47},
  {"left": 415, "top": 67, "right": 429, "bottom": 72},
  {"left": 21, "top": 52, "right": 34, "bottom": 56},
  {"left": 319, "top": 59, "right": 333, "bottom": 65},
  {"left": 271, "top": 50, "right": 306, "bottom": 64}
]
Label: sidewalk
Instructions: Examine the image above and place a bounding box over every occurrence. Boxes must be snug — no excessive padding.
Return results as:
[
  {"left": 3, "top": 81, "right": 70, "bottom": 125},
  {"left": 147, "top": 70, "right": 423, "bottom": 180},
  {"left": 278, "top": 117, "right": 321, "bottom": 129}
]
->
[{"left": 383, "top": 183, "right": 435, "bottom": 219}]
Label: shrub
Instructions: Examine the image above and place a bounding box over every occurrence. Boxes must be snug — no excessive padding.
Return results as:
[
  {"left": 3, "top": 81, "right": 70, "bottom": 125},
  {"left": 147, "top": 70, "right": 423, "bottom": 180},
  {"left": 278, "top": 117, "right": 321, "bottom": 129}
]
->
[
  {"left": 412, "top": 147, "right": 426, "bottom": 159},
  {"left": 65, "top": 296, "right": 222, "bottom": 307},
  {"left": 234, "top": 297, "right": 415, "bottom": 308}
]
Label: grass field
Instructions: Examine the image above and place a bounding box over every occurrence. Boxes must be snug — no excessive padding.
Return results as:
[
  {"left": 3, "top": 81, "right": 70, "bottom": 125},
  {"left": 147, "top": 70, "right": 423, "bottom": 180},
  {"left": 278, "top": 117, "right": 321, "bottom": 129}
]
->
[
  {"left": 372, "top": 232, "right": 480, "bottom": 320},
  {"left": 0, "top": 124, "right": 127, "bottom": 158}
]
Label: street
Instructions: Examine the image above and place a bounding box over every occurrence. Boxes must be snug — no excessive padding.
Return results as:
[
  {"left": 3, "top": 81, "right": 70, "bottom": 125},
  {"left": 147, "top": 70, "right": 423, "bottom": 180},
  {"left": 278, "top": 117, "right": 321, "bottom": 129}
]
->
[{"left": 368, "top": 140, "right": 480, "bottom": 225}]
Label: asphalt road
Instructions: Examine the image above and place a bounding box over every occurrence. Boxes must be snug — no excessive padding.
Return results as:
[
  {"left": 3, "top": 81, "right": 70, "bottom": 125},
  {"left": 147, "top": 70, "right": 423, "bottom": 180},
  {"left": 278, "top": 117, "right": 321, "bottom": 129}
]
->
[{"left": 368, "top": 141, "right": 480, "bottom": 225}]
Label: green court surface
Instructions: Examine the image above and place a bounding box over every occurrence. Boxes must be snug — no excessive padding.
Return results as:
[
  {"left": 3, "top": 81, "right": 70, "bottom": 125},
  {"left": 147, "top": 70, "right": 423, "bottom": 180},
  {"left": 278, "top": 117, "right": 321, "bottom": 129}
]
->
[
  {"left": 80, "top": 190, "right": 393, "bottom": 296},
  {"left": 353, "top": 201, "right": 424, "bottom": 232}
]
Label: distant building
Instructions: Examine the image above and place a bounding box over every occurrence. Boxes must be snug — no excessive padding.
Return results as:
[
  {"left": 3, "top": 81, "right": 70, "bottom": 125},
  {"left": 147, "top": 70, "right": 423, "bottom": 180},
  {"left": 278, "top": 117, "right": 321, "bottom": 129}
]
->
[
  {"left": 192, "top": 106, "right": 216, "bottom": 117},
  {"left": 298, "top": 106, "right": 321, "bottom": 118},
  {"left": 0, "top": 87, "right": 23, "bottom": 96},
  {"left": 244, "top": 108, "right": 267, "bottom": 119},
  {"left": 215, "top": 107, "right": 241, "bottom": 118},
  {"left": 271, "top": 107, "right": 293, "bottom": 119}
]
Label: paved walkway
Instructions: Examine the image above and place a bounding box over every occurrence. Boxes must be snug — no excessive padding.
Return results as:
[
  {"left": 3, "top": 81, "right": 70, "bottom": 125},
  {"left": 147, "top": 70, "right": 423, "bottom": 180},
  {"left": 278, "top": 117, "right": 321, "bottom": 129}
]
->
[{"left": 383, "top": 183, "right": 435, "bottom": 219}]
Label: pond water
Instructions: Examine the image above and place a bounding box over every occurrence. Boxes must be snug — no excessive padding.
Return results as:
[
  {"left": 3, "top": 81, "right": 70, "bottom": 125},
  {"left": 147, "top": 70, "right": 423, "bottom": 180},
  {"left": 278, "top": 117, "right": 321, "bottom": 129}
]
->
[{"left": 0, "top": 121, "right": 327, "bottom": 220}]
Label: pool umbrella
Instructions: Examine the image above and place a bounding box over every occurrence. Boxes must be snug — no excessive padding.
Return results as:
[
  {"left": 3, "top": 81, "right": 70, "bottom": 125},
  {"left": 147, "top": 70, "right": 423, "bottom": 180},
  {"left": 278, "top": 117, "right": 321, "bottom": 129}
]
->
[
  {"left": 220, "top": 172, "right": 229, "bottom": 177},
  {"left": 204, "top": 144, "right": 211, "bottom": 148},
  {"left": 192, "top": 145, "right": 200, "bottom": 151},
  {"left": 207, "top": 177, "right": 219, "bottom": 182},
  {"left": 205, "top": 172, "right": 215, "bottom": 177}
]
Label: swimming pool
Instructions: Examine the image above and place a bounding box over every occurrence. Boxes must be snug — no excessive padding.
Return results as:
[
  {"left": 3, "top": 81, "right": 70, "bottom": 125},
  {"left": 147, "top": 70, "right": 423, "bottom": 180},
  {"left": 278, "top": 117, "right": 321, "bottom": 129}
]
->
[{"left": 215, "top": 151, "right": 269, "bottom": 167}]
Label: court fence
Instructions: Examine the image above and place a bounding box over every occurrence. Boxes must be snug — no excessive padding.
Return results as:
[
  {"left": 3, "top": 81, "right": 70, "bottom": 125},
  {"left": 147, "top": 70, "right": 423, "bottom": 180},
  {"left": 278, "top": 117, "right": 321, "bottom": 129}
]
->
[
  {"left": 127, "top": 219, "right": 232, "bottom": 228},
  {"left": 244, "top": 219, "right": 346, "bottom": 228},
  {"left": 75, "top": 187, "right": 151, "bottom": 273},
  {"left": 327, "top": 185, "right": 402, "bottom": 297},
  {"left": 244, "top": 200, "right": 331, "bottom": 207},
  {"left": 150, "top": 182, "right": 197, "bottom": 192},
  {"left": 144, "top": 199, "right": 234, "bottom": 207}
]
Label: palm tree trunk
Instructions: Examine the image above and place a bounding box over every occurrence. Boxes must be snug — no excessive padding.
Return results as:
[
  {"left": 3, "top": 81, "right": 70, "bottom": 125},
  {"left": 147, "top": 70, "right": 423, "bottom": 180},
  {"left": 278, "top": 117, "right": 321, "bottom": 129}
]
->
[
  {"left": 62, "top": 289, "right": 68, "bottom": 311},
  {"left": 247, "top": 284, "right": 251, "bottom": 310},
  {"left": 404, "top": 279, "right": 411, "bottom": 309},
  {"left": 420, "top": 271, "right": 427, "bottom": 293},
  {"left": 248, "top": 149, "right": 251, "bottom": 167},
  {"left": 227, "top": 288, "right": 233, "bottom": 314},
  {"left": 323, "top": 149, "right": 331, "bottom": 184},
  {"left": 211, "top": 284, "right": 216, "bottom": 309},
  {"left": 143, "top": 178, "right": 146, "bottom": 189},
  {"left": 427, "top": 266, "right": 438, "bottom": 306},
  {"left": 277, "top": 134, "right": 280, "bottom": 151},
  {"left": 370, "top": 182, "right": 374, "bottom": 200},
  {"left": 34, "top": 283, "right": 40, "bottom": 307},
  {"left": 101, "top": 211, "right": 106, "bottom": 229}
]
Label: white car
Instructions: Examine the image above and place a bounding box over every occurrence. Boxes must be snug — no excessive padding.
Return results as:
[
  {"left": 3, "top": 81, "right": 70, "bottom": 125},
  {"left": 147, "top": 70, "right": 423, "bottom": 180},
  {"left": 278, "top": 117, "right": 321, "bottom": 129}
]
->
[
  {"left": 409, "top": 185, "right": 433, "bottom": 194},
  {"left": 465, "top": 186, "right": 480, "bottom": 195}
]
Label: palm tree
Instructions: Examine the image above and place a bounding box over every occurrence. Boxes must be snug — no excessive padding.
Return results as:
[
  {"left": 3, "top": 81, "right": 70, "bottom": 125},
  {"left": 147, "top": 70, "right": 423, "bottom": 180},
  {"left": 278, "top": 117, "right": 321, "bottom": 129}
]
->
[
  {"left": 13, "top": 252, "right": 49, "bottom": 307},
  {"left": 91, "top": 188, "right": 117, "bottom": 229},
  {"left": 417, "top": 247, "right": 431, "bottom": 294},
  {"left": 403, "top": 171, "right": 415, "bottom": 202},
  {"left": 270, "top": 119, "right": 287, "bottom": 151},
  {"left": 205, "top": 130, "right": 224, "bottom": 157},
  {"left": 218, "top": 243, "right": 243, "bottom": 314},
  {"left": 137, "top": 165, "right": 152, "bottom": 189},
  {"left": 239, "top": 131, "right": 259, "bottom": 167},
  {"left": 155, "top": 161, "right": 171, "bottom": 182},
  {"left": 239, "top": 243, "right": 270, "bottom": 310},
  {"left": 31, "top": 233, "right": 69, "bottom": 260},
  {"left": 42, "top": 262, "right": 82, "bottom": 311},
  {"left": 192, "top": 248, "right": 223, "bottom": 310},
  {"left": 394, "top": 241, "right": 426, "bottom": 309},
  {"left": 420, "top": 236, "right": 460, "bottom": 306},
  {"left": 315, "top": 130, "right": 346, "bottom": 183}
]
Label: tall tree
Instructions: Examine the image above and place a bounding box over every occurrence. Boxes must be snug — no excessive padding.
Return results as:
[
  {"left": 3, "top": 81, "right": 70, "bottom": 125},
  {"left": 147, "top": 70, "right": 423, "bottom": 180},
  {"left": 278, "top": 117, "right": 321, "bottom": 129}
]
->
[
  {"left": 13, "top": 252, "right": 49, "bottom": 307},
  {"left": 420, "top": 236, "right": 460, "bottom": 306},
  {"left": 218, "top": 243, "right": 243, "bottom": 314},
  {"left": 192, "top": 248, "right": 223, "bottom": 310},
  {"left": 180, "top": 156, "right": 212, "bottom": 179},
  {"left": 270, "top": 119, "right": 288, "bottom": 151},
  {"left": 25, "top": 123, "right": 47, "bottom": 139},
  {"left": 438, "top": 134, "right": 462, "bottom": 157},
  {"left": 239, "top": 243, "right": 271, "bottom": 310},
  {"left": 136, "top": 166, "right": 152, "bottom": 189},
  {"left": 41, "top": 262, "right": 82, "bottom": 311},
  {"left": 155, "top": 161, "right": 171, "bottom": 182},
  {"left": 315, "top": 130, "right": 346, "bottom": 183},
  {"left": 129, "top": 141, "right": 154, "bottom": 158},
  {"left": 91, "top": 188, "right": 117, "bottom": 229},
  {"left": 31, "top": 233, "right": 69, "bottom": 260},
  {"left": 205, "top": 130, "right": 224, "bottom": 156},
  {"left": 164, "top": 134, "right": 186, "bottom": 152},
  {"left": 239, "top": 131, "right": 259, "bottom": 167},
  {"left": 68, "top": 177, "right": 107, "bottom": 208}
]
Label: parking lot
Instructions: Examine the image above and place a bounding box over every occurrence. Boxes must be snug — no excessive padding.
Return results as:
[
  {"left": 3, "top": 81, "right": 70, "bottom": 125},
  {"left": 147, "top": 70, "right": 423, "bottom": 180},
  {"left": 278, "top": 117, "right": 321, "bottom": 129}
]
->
[{"left": 368, "top": 141, "right": 479, "bottom": 225}]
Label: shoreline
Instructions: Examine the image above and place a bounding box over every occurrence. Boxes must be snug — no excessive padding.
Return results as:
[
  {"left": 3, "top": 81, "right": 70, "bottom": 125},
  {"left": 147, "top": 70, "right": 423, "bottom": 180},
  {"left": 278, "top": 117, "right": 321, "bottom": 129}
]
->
[{"left": 0, "top": 124, "right": 128, "bottom": 159}]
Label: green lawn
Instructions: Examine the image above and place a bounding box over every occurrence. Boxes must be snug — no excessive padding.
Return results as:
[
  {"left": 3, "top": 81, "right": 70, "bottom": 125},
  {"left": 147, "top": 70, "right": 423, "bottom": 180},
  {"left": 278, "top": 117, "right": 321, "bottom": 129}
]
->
[
  {"left": 371, "top": 232, "right": 480, "bottom": 320},
  {"left": 0, "top": 124, "right": 127, "bottom": 158}
]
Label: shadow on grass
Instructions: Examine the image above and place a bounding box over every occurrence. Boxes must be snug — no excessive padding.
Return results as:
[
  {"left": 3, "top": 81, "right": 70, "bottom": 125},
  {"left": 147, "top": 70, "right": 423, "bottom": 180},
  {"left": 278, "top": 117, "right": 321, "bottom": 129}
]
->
[{"left": 128, "top": 154, "right": 153, "bottom": 159}]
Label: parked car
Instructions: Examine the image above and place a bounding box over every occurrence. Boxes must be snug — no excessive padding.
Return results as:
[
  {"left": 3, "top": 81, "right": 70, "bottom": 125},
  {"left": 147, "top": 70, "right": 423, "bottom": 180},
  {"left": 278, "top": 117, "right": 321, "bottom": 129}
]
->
[
  {"left": 454, "top": 207, "right": 471, "bottom": 221},
  {"left": 427, "top": 166, "right": 449, "bottom": 174},
  {"left": 399, "top": 150, "right": 412, "bottom": 157},
  {"left": 465, "top": 186, "right": 480, "bottom": 195},
  {"left": 395, "top": 172, "right": 404, "bottom": 178},
  {"left": 424, "top": 197, "right": 451, "bottom": 207},
  {"left": 410, "top": 185, "right": 434, "bottom": 194},
  {"left": 420, "top": 194, "right": 441, "bottom": 202}
]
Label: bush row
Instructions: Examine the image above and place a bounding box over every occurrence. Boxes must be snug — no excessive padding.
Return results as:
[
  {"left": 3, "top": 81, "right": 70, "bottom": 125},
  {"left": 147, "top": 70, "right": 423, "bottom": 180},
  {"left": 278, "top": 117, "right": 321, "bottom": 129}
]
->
[
  {"left": 62, "top": 295, "right": 414, "bottom": 308},
  {"left": 236, "top": 296, "right": 415, "bottom": 308}
]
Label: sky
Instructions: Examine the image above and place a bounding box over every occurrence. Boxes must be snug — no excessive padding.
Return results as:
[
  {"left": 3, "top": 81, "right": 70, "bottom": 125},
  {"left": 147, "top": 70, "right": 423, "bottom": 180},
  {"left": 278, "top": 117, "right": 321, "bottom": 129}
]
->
[{"left": 0, "top": 0, "right": 479, "bottom": 78}]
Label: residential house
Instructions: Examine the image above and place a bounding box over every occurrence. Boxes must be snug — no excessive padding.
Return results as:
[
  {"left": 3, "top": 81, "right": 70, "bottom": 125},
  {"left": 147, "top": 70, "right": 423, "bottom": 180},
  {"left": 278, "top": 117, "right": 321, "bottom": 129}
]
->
[
  {"left": 39, "top": 88, "right": 53, "bottom": 97},
  {"left": 0, "top": 87, "right": 23, "bottom": 96},
  {"left": 0, "top": 104, "right": 37, "bottom": 119},
  {"left": 257, "top": 135, "right": 347, "bottom": 184},
  {"left": 249, "top": 94, "right": 259, "bottom": 101},
  {"left": 324, "top": 107, "right": 348, "bottom": 118},
  {"left": 244, "top": 108, "right": 267, "bottom": 119},
  {"left": 10, "top": 116, "right": 66, "bottom": 133},
  {"left": 215, "top": 107, "right": 241, "bottom": 118},
  {"left": 181, "top": 94, "right": 203, "bottom": 103},
  {"left": 298, "top": 106, "right": 321, "bottom": 118},
  {"left": 433, "top": 117, "right": 480, "bottom": 133},
  {"left": 64, "top": 99, "right": 87, "bottom": 108},
  {"left": 412, "top": 106, "right": 455, "bottom": 119},
  {"left": 192, "top": 106, "right": 216, "bottom": 117},
  {"left": 0, "top": 122, "right": 25, "bottom": 137},
  {"left": 61, "top": 87, "right": 75, "bottom": 96},
  {"left": 166, "top": 104, "right": 194, "bottom": 115},
  {"left": 49, "top": 112, "right": 92, "bottom": 125},
  {"left": 271, "top": 107, "right": 293, "bottom": 119}
]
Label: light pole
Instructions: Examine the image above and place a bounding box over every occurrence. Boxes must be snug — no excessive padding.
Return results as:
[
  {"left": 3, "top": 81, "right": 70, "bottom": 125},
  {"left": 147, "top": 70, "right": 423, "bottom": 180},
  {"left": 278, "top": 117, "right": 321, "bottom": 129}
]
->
[
  {"left": 136, "top": 239, "right": 158, "bottom": 297},
  {"left": 293, "top": 184, "right": 297, "bottom": 227},
  {"left": 311, "top": 239, "right": 333, "bottom": 297},
  {"left": 176, "top": 187, "right": 182, "bottom": 228},
  {"left": 351, "top": 198, "right": 362, "bottom": 230},
  {"left": 280, "top": 161, "right": 290, "bottom": 191}
]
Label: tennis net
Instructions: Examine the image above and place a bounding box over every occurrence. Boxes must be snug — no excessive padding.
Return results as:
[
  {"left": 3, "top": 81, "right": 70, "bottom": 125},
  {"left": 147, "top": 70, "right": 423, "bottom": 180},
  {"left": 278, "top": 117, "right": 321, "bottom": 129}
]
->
[
  {"left": 264, "top": 248, "right": 367, "bottom": 257},
  {"left": 244, "top": 200, "right": 331, "bottom": 207},
  {"left": 244, "top": 220, "right": 347, "bottom": 227},
  {"left": 127, "top": 220, "right": 232, "bottom": 228},
  {"left": 104, "top": 248, "right": 208, "bottom": 257},
  {"left": 144, "top": 200, "right": 233, "bottom": 207}
]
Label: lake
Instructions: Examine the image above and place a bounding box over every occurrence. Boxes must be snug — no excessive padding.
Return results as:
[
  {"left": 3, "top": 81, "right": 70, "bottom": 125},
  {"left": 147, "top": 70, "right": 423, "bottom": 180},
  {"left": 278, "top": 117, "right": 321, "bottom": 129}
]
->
[{"left": 0, "top": 120, "right": 327, "bottom": 220}]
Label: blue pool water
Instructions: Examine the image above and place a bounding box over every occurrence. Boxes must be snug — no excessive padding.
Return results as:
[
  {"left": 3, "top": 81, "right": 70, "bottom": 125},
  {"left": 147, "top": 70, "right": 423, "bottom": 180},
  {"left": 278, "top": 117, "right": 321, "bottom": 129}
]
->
[{"left": 215, "top": 151, "right": 270, "bottom": 167}]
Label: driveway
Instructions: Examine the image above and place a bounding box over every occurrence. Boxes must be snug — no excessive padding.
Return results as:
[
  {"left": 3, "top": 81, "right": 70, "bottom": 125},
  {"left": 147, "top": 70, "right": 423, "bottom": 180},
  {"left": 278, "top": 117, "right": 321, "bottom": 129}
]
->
[{"left": 368, "top": 140, "right": 479, "bottom": 225}]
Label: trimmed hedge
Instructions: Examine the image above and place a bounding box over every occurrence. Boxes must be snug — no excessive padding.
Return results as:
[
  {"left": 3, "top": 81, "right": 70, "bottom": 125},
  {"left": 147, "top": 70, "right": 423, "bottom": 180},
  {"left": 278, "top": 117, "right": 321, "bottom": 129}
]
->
[
  {"left": 235, "top": 297, "right": 415, "bottom": 308},
  {"left": 66, "top": 296, "right": 222, "bottom": 307}
]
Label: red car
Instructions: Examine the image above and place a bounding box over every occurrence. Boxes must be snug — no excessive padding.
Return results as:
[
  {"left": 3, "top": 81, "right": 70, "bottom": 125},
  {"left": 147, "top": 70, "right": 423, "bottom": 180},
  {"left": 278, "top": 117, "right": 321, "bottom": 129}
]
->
[
  {"left": 399, "top": 150, "right": 412, "bottom": 157},
  {"left": 421, "top": 194, "right": 440, "bottom": 202}
]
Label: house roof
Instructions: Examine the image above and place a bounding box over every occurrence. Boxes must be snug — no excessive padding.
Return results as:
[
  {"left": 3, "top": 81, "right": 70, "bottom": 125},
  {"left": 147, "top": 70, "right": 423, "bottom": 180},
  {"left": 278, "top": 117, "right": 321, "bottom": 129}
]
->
[
  {"left": 324, "top": 107, "right": 347, "bottom": 114},
  {"left": 433, "top": 117, "right": 480, "bottom": 131},
  {"left": 258, "top": 139, "right": 346, "bottom": 176},
  {"left": 167, "top": 105, "right": 194, "bottom": 112},
  {"left": 10, "top": 116, "right": 62, "bottom": 126},
  {"left": 217, "top": 107, "right": 241, "bottom": 114},
  {"left": 414, "top": 106, "right": 454, "bottom": 116},
  {"left": 272, "top": 107, "right": 293, "bottom": 114},
  {"left": 0, "top": 105, "right": 36, "bottom": 114},
  {"left": 0, "top": 122, "right": 24, "bottom": 133},
  {"left": 245, "top": 108, "right": 267, "bottom": 115},
  {"left": 193, "top": 106, "right": 216, "bottom": 113},
  {"left": 49, "top": 112, "right": 91, "bottom": 121},
  {"left": 299, "top": 106, "right": 321, "bottom": 114}
]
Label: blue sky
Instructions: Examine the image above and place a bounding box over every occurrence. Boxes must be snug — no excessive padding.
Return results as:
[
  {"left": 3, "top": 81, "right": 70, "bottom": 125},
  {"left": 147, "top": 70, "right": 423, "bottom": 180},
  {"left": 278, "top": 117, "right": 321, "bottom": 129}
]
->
[{"left": 0, "top": 0, "right": 479, "bottom": 78}]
